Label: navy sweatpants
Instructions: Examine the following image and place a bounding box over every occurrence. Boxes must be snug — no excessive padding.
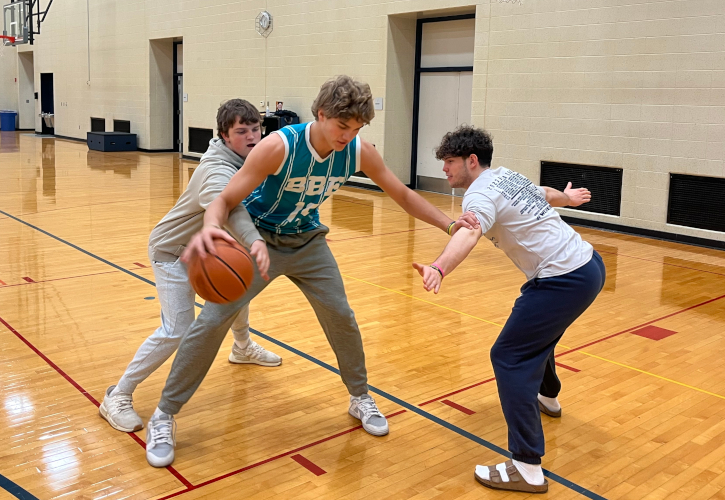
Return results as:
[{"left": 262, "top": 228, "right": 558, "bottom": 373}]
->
[{"left": 491, "top": 251, "right": 606, "bottom": 465}]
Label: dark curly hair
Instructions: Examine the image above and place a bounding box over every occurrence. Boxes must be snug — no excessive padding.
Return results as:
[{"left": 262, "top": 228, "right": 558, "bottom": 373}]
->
[{"left": 435, "top": 125, "right": 493, "bottom": 167}]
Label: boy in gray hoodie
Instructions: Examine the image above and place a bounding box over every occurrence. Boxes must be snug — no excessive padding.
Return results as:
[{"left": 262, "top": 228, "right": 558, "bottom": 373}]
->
[{"left": 99, "top": 99, "right": 281, "bottom": 433}]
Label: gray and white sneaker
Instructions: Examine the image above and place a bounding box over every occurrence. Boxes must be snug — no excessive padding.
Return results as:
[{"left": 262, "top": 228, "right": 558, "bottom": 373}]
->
[
  {"left": 349, "top": 394, "right": 389, "bottom": 436},
  {"left": 146, "top": 413, "right": 176, "bottom": 468},
  {"left": 99, "top": 385, "right": 143, "bottom": 432},
  {"left": 228, "top": 340, "right": 282, "bottom": 367}
]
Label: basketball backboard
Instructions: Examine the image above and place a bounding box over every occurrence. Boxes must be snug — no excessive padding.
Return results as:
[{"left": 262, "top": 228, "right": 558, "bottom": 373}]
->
[{"left": 3, "top": 1, "right": 28, "bottom": 46}]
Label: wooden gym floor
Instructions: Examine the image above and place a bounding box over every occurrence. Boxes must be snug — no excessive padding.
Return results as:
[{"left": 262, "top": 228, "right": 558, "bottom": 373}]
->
[{"left": 1, "top": 131, "right": 725, "bottom": 500}]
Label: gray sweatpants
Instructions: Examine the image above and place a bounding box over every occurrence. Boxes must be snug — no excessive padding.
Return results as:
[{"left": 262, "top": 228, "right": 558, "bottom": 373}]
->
[
  {"left": 157, "top": 226, "right": 368, "bottom": 415},
  {"left": 116, "top": 258, "right": 251, "bottom": 395}
]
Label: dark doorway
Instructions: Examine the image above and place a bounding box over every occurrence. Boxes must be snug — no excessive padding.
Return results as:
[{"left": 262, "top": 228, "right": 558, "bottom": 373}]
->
[
  {"left": 40, "top": 73, "right": 54, "bottom": 135},
  {"left": 173, "top": 41, "right": 183, "bottom": 153}
]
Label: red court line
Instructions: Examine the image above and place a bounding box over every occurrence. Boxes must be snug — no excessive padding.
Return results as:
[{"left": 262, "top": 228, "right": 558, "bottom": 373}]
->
[
  {"left": 555, "top": 292, "right": 725, "bottom": 357},
  {"left": 0, "top": 315, "right": 193, "bottom": 490},
  {"left": 0, "top": 270, "right": 119, "bottom": 288},
  {"left": 0, "top": 279, "right": 5, "bottom": 285},
  {"left": 4, "top": 195, "right": 175, "bottom": 217},
  {"left": 555, "top": 362, "right": 580, "bottom": 373},
  {"left": 22, "top": 277, "right": 35, "bottom": 283},
  {"left": 420, "top": 292, "right": 725, "bottom": 406},
  {"left": 419, "top": 377, "right": 497, "bottom": 406},
  {"left": 134, "top": 262, "right": 148, "bottom": 268},
  {"left": 441, "top": 399, "right": 476, "bottom": 415},
  {"left": 291, "top": 454, "right": 326, "bottom": 476},
  {"left": 328, "top": 227, "right": 436, "bottom": 242},
  {"left": 595, "top": 248, "right": 725, "bottom": 278},
  {"left": 157, "top": 409, "right": 407, "bottom": 499}
]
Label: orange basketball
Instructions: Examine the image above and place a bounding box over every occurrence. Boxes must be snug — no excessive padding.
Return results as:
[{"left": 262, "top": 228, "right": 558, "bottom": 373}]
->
[{"left": 187, "top": 239, "right": 255, "bottom": 304}]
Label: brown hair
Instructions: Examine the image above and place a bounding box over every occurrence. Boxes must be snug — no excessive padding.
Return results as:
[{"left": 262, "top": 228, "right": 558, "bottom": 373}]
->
[
  {"left": 217, "top": 99, "right": 261, "bottom": 139},
  {"left": 310, "top": 75, "right": 375, "bottom": 124}
]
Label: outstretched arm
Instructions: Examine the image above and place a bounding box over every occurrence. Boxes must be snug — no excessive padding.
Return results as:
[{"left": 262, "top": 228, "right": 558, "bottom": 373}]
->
[
  {"left": 542, "top": 182, "right": 591, "bottom": 208},
  {"left": 412, "top": 226, "right": 483, "bottom": 293},
  {"left": 181, "top": 134, "right": 285, "bottom": 270},
  {"left": 359, "top": 140, "right": 478, "bottom": 234}
]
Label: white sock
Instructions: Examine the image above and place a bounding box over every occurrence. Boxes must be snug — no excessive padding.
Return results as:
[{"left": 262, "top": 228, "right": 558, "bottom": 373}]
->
[
  {"left": 234, "top": 337, "right": 251, "bottom": 349},
  {"left": 474, "top": 461, "right": 545, "bottom": 485},
  {"left": 234, "top": 338, "right": 251, "bottom": 349},
  {"left": 537, "top": 393, "right": 560, "bottom": 411},
  {"left": 512, "top": 460, "right": 545, "bottom": 485},
  {"left": 152, "top": 407, "right": 168, "bottom": 418}
]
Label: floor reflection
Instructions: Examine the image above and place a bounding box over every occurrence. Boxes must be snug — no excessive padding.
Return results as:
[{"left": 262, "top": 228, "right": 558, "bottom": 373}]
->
[
  {"left": 41, "top": 138, "right": 56, "bottom": 200},
  {"left": 592, "top": 243, "right": 619, "bottom": 293},
  {"left": 331, "top": 194, "right": 374, "bottom": 234},
  {"left": 661, "top": 256, "right": 725, "bottom": 316},
  {"left": 86, "top": 150, "right": 138, "bottom": 177},
  {"left": 0, "top": 131, "right": 20, "bottom": 153}
]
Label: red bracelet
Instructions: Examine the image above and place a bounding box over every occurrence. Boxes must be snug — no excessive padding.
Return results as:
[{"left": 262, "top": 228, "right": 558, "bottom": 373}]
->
[{"left": 430, "top": 263, "right": 445, "bottom": 279}]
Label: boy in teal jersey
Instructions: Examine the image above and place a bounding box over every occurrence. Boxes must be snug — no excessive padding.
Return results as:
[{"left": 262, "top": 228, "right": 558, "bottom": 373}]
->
[{"left": 143, "top": 76, "right": 479, "bottom": 467}]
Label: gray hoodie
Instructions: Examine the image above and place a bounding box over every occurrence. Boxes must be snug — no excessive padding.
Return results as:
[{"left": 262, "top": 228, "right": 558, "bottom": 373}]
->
[{"left": 148, "top": 138, "right": 262, "bottom": 263}]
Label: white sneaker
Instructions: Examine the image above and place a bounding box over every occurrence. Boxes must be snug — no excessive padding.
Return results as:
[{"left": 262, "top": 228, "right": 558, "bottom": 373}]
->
[
  {"left": 99, "top": 385, "right": 143, "bottom": 432},
  {"left": 349, "top": 394, "right": 389, "bottom": 436},
  {"left": 146, "top": 413, "right": 176, "bottom": 468},
  {"left": 228, "top": 339, "right": 282, "bottom": 366}
]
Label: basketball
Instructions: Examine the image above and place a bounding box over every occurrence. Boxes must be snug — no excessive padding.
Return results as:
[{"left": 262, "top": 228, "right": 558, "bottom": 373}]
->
[{"left": 187, "top": 239, "right": 255, "bottom": 304}]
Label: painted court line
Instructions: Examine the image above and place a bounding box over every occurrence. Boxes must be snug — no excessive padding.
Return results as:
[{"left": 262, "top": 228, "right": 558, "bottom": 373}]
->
[
  {"left": 341, "top": 273, "right": 503, "bottom": 327},
  {"left": 594, "top": 248, "right": 725, "bottom": 278},
  {"left": 0, "top": 208, "right": 156, "bottom": 288},
  {"left": 12, "top": 202, "right": 715, "bottom": 407},
  {"left": 251, "top": 329, "right": 607, "bottom": 500},
  {"left": 291, "top": 454, "right": 327, "bottom": 476},
  {"left": 419, "top": 377, "right": 497, "bottom": 406},
  {"left": 0, "top": 270, "right": 119, "bottom": 288},
  {"left": 0, "top": 209, "right": 606, "bottom": 500},
  {"left": 156, "top": 410, "right": 407, "bottom": 499},
  {"left": 0, "top": 315, "right": 193, "bottom": 491},
  {"left": 556, "top": 362, "right": 581, "bottom": 373},
  {"left": 0, "top": 473, "right": 39, "bottom": 500},
  {"left": 563, "top": 349, "right": 725, "bottom": 402},
  {"left": 441, "top": 399, "right": 476, "bottom": 415},
  {"left": 342, "top": 269, "right": 725, "bottom": 402},
  {"left": 555, "top": 291, "right": 725, "bottom": 357},
  {"left": 3, "top": 301, "right": 410, "bottom": 499}
]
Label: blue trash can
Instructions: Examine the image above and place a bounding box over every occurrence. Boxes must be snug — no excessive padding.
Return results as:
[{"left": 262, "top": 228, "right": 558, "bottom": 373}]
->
[{"left": 0, "top": 111, "right": 18, "bottom": 131}]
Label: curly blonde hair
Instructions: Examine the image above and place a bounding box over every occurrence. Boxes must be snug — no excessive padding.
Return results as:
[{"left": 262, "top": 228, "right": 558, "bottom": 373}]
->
[{"left": 311, "top": 75, "right": 375, "bottom": 124}]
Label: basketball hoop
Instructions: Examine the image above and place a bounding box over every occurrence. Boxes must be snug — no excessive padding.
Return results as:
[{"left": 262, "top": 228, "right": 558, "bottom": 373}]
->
[{"left": 3, "top": 0, "right": 31, "bottom": 45}]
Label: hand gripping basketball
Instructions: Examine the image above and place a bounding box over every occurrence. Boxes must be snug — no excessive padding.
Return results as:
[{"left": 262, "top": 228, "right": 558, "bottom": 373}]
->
[{"left": 187, "top": 239, "right": 255, "bottom": 304}]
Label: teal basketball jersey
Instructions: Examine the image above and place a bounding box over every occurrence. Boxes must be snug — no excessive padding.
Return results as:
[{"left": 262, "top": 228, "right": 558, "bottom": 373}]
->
[{"left": 243, "top": 122, "right": 361, "bottom": 234}]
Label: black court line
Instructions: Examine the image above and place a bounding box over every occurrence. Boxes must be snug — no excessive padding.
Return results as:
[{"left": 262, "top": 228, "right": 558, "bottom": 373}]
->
[
  {"left": 0, "top": 473, "right": 38, "bottom": 500},
  {"left": 0, "top": 207, "right": 607, "bottom": 500},
  {"left": 249, "top": 328, "right": 606, "bottom": 500},
  {"left": 0, "top": 209, "right": 155, "bottom": 287}
]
